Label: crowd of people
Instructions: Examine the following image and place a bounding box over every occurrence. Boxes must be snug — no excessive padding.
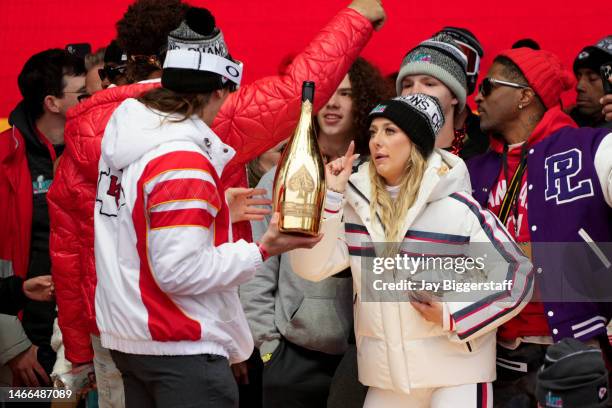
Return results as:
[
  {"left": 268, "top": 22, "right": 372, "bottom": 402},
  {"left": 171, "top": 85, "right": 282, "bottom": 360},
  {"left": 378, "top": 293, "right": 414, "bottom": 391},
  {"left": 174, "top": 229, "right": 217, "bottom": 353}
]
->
[{"left": 0, "top": 0, "right": 611, "bottom": 407}]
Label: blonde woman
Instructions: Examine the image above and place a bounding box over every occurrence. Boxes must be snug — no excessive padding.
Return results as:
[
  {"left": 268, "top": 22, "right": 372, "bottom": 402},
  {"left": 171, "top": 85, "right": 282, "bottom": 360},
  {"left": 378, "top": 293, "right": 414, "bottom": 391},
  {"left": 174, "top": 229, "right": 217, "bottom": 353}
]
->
[{"left": 289, "top": 94, "right": 533, "bottom": 407}]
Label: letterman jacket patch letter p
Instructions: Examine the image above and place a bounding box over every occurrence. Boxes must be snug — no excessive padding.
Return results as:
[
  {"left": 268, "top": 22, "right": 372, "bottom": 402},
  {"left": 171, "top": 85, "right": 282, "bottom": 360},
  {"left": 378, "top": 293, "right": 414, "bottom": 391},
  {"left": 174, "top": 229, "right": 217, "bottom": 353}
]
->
[{"left": 544, "top": 148, "right": 594, "bottom": 204}]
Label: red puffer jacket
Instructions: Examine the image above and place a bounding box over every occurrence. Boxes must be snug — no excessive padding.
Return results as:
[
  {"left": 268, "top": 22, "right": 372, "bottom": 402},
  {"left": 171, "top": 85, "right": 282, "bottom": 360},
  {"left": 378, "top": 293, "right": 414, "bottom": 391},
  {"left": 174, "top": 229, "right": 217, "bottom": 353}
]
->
[
  {"left": 48, "top": 8, "right": 373, "bottom": 364},
  {"left": 0, "top": 126, "right": 32, "bottom": 282}
]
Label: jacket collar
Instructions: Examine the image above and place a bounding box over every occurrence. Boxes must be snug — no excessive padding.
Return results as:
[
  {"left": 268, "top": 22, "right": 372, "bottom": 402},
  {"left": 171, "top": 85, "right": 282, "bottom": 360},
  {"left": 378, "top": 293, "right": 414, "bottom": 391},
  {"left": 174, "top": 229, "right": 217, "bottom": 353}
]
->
[
  {"left": 101, "top": 98, "right": 235, "bottom": 177},
  {"left": 346, "top": 150, "right": 468, "bottom": 241},
  {"left": 0, "top": 127, "right": 21, "bottom": 165},
  {"left": 9, "top": 101, "right": 41, "bottom": 152},
  {"left": 489, "top": 106, "right": 577, "bottom": 154},
  {"left": 189, "top": 117, "right": 236, "bottom": 177}
]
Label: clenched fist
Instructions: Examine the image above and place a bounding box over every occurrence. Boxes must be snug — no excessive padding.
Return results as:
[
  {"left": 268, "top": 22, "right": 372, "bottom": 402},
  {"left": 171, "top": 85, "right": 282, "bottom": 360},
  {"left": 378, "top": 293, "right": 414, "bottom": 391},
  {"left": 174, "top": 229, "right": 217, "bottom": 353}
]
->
[{"left": 348, "top": 0, "right": 386, "bottom": 31}]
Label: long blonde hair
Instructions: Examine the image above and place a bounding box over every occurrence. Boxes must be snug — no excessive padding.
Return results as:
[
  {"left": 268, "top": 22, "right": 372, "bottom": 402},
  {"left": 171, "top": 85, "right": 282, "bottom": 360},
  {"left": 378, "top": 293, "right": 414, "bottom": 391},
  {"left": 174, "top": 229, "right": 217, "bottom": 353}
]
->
[{"left": 369, "top": 145, "right": 427, "bottom": 251}]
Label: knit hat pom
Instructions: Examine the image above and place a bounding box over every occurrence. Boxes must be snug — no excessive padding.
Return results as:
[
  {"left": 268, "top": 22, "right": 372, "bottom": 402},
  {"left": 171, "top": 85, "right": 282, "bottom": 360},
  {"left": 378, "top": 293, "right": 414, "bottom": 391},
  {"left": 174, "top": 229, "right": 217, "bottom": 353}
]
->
[
  {"left": 184, "top": 7, "right": 216, "bottom": 36},
  {"left": 560, "top": 68, "right": 576, "bottom": 92},
  {"left": 163, "top": 6, "right": 242, "bottom": 93},
  {"left": 431, "top": 32, "right": 456, "bottom": 44}
]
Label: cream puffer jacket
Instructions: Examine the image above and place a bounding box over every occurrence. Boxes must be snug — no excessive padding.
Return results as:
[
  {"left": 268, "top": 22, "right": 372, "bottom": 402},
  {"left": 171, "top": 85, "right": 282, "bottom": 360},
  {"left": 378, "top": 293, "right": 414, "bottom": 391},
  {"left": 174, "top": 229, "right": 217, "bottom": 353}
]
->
[{"left": 290, "top": 149, "right": 533, "bottom": 393}]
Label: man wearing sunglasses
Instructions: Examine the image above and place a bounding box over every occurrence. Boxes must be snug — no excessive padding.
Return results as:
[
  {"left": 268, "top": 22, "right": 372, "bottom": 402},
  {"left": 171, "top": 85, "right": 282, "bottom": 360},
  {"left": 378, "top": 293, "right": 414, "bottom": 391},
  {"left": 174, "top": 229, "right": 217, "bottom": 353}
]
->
[
  {"left": 99, "top": 40, "right": 128, "bottom": 89},
  {"left": 0, "top": 49, "right": 85, "bottom": 392},
  {"left": 468, "top": 48, "right": 612, "bottom": 407}
]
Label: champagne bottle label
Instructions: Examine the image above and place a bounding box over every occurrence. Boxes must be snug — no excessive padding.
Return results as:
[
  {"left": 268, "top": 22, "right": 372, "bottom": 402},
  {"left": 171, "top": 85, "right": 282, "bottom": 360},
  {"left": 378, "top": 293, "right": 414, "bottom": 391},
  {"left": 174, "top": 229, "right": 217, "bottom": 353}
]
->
[
  {"left": 272, "top": 81, "right": 326, "bottom": 235},
  {"left": 288, "top": 166, "right": 315, "bottom": 199}
]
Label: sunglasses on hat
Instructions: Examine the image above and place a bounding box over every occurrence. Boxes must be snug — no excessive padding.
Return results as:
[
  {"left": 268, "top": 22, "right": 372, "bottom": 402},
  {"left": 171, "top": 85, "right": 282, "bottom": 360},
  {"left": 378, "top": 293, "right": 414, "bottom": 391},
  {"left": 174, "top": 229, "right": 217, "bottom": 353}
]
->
[
  {"left": 478, "top": 77, "right": 529, "bottom": 97},
  {"left": 98, "top": 65, "right": 127, "bottom": 82},
  {"left": 454, "top": 40, "right": 481, "bottom": 76}
]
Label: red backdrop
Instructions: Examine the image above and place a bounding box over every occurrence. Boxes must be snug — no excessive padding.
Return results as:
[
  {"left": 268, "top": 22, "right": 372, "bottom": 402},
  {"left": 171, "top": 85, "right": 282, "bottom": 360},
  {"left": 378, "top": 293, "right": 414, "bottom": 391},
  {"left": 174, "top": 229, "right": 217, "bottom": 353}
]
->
[{"left": 0, "top": 0, "right": 610, "bottom": 117}]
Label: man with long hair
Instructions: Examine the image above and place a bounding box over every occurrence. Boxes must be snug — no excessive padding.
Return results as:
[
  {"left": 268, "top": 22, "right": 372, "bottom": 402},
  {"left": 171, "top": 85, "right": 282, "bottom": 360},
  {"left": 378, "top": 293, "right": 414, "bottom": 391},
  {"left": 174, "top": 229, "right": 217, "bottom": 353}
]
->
[
  {"left": 48, "top": 0, "right": 385, "bottom": 406},
  {"left": 94, "top": 9, "right": 322, "bottom": 406}
]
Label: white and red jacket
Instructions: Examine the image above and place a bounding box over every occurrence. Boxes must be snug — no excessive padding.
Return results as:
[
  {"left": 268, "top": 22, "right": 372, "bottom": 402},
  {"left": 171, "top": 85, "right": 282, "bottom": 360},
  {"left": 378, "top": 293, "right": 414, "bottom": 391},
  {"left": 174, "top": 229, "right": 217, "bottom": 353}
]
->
[{"left": 94, "top": 99, "right": 261, "bottom": 363}]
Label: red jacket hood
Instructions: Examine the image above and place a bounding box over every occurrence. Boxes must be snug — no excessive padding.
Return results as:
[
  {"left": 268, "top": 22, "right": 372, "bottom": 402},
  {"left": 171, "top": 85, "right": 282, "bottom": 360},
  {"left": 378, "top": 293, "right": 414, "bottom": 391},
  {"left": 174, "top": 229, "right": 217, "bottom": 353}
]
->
[
  {"left": 489, "top": 106, "right": 577, "bottom": 154},
  {"left": 64, "top": 82, "right": 160, "bottom": 180}
]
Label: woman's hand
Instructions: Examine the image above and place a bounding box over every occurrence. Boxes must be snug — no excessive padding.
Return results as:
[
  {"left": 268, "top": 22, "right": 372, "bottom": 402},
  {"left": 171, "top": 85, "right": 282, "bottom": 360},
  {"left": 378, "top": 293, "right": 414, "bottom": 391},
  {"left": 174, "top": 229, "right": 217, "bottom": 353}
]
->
[
  {"left": 411, "top": 300, "right": 443, "bottom": 326},
  {"left": 325, "top": 141, "right": 359, "bottom": 194},
  {"left": 226, "top": 188, "right": 272, "bottom": 223}
]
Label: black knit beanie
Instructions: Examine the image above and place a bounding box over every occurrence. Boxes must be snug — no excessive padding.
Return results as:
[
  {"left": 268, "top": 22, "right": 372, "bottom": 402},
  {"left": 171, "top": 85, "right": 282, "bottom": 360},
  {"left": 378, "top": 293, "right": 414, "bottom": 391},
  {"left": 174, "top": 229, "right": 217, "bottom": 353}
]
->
[
  {"left": 573, "top": 36, "right": 612, "bottom": 75},
  {"left": 368, "top": 93, "right": 445, "bottom": 158},
  {"left": 104, "top": 40, "right": 127, "bottom": 65},
  {"left": 536, "top": 338, "right": 609, "bottom": 408}
]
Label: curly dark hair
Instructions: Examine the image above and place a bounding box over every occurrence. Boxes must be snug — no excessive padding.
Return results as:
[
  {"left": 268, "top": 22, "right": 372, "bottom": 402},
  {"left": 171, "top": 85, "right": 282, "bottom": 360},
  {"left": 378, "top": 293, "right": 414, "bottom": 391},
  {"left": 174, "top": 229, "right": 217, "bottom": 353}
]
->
[
  {"left": 314, "top": 58, "right": 394, "bottom": 156},
  {"left": 116, "top": 0, "right": 188, "bottom": 56},
  {"left": 347, "top": 58, "right": 395, "bottom": 155},
  {"left": 116, "top": 0, "right": 189, "bottom": 82}
]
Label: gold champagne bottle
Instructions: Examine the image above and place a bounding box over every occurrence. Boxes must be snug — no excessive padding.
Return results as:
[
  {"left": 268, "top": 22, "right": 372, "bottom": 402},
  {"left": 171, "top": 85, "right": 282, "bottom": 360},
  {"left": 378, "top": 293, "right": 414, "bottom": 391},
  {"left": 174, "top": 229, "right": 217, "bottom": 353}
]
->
[{"left": 272, "top": 81, "right": 326, "bottom": 236}]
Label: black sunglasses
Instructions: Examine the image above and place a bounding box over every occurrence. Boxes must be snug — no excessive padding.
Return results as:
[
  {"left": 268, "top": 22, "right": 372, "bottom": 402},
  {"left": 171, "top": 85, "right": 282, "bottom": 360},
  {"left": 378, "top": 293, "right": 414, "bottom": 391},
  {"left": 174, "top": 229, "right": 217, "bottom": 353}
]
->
[
  {"left": 479, "top": 77, "right": 529, "bottom": 97},
  {"left": 77, "top": 93, "right": 91, "bottom": 103},
  {"left": 98, "top": 65, "right": 127, "bottom": 82}
]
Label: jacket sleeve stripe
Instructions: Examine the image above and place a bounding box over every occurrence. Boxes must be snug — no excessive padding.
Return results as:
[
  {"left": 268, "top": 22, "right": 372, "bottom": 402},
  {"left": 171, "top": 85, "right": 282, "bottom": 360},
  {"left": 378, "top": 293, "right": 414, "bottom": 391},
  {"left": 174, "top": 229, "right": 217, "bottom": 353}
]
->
[
  {"left": 149, "top": 199, "right": 215, "bottom": 213},
  {"left": 405, "top": 229, "right": 470, "bottom": 244},
  {"left": 449, "top": 192, "right": 533, "bottom": 338},
  {"left": 144, "top": 169, "right": 216, "bottom": 195},
  {"left": 141, "top": 150, "right": 217, "bottom": 188},
  {"left": 455, "top": 277, "right": 532, "bottom": 339},
  {"left": 147, "top": 179, "right": 221, "bottom": 213},
  {"left": 345, "top": 223, "right": 368, "bottom": 233},
  {"left": 150, "top": 208, "right": 215, "bottom": 230}
]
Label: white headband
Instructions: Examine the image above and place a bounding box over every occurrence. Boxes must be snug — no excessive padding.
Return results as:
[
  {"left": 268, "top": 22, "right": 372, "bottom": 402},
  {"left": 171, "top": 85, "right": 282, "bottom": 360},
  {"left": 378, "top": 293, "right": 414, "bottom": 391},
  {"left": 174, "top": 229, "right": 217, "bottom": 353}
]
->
[
  {"left": 396, "top": 94, "right": 444, "bottom": 135},
  {"left": 163, "top": 49, "right": 243, "bottom": 86}
]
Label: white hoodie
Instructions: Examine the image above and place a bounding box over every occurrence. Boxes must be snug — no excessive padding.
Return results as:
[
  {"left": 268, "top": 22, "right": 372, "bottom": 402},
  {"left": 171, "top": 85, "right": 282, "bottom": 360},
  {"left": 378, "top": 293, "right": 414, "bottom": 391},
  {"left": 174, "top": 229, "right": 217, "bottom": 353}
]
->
[{"left": 94, "top": 98, "right": 261, "bottom": 363}]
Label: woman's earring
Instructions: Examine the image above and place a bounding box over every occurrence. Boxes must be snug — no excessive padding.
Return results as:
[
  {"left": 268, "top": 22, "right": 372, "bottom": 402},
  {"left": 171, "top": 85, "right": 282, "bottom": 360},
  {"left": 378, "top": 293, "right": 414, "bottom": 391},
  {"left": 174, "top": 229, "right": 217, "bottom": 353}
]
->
[{"left": 518, "top": 104, "right": 523, "bottom": 110}]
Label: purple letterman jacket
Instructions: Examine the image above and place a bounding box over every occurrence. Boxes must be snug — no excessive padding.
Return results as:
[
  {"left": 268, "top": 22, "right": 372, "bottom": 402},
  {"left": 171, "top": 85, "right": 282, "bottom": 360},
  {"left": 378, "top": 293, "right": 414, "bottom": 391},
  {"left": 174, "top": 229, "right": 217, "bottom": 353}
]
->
[{"left": 468, "top": 122, "right": 612, "bottom": 343}]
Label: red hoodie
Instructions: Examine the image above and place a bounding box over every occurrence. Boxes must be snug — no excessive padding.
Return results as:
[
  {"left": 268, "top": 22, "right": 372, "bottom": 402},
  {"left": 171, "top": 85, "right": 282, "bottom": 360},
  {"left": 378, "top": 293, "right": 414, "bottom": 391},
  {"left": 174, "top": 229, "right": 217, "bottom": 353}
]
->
[{"left": 486, "top": 106, "right": 577, "bottom": 340}]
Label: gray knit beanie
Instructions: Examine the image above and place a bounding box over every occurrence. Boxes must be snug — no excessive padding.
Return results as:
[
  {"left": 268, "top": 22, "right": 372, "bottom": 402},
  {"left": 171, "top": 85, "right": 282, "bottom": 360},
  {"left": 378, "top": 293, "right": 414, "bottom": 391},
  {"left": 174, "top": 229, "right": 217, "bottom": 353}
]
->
[{"left": 396, "top": 33, "right": 468, "bottom": 112}]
